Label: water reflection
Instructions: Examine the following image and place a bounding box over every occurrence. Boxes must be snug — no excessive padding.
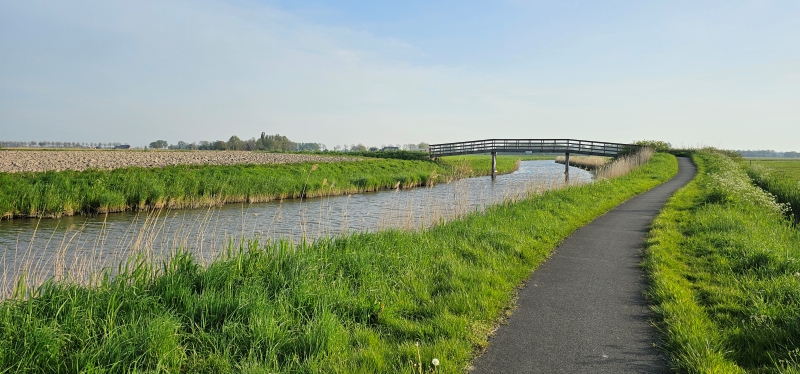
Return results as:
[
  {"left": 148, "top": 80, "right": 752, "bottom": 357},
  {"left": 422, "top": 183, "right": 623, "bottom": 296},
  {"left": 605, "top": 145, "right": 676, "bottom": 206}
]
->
[{"left": 0, "top": 161, "right": 592, "bottom": 295}]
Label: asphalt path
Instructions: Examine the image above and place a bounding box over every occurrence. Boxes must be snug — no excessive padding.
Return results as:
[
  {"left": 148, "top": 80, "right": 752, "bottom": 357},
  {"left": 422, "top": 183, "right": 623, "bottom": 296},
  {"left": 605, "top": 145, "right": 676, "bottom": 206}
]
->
[{"left": 471, "top": 157, "right": 696, "bottom": 373}]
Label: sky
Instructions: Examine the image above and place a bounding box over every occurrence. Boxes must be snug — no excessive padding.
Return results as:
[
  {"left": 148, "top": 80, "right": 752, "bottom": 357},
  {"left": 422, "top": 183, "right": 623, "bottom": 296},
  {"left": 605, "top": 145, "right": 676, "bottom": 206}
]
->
[{"left": 1, "top": 0, "right": 799, "bottom": 150}]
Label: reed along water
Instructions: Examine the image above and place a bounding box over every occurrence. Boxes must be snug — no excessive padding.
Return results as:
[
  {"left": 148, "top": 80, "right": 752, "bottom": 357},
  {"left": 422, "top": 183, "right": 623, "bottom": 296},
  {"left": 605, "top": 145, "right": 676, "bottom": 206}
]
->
[{"left": 0, "top": 161, "right": 592, "bottom": 296}]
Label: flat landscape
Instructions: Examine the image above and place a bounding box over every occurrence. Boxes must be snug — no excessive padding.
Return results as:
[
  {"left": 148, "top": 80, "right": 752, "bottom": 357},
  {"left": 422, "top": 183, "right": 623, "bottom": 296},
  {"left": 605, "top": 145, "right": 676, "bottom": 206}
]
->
[
  {"left": 746, "top": 158, "right": 800, "bottom": 179},
  {"left": 0, "top": 149, "right": 671, "bottom": 373},
  {"left": 3, "top": 2, "right": 798, "bottom": 372},
  {"left": 0, "top": 150, "right": 359, "bottom": 173}
]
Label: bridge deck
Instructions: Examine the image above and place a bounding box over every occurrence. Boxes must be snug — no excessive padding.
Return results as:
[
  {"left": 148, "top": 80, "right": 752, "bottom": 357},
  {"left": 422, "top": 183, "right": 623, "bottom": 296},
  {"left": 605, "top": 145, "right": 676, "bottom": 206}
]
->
[{"left": 429, "top": 139, "right": 637, "bottom": 158}]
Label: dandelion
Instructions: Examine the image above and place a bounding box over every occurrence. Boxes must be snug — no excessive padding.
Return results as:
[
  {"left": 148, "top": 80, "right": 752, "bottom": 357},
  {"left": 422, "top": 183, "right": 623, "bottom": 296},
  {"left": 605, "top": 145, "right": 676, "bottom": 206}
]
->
[{"left": 432, "top": 358, "right": 439, "bottom": 366}]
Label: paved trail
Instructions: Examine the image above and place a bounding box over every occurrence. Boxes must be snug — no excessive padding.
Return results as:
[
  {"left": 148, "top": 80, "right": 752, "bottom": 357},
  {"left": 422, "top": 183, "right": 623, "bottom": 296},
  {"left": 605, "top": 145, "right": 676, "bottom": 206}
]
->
[{"left": 472, "top": 157, "right": 696, "bottom": 373}]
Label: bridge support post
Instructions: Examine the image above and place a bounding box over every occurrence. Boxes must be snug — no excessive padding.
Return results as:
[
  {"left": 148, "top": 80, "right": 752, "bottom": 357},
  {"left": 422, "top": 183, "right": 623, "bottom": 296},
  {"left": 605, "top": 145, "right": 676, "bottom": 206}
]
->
[
  {"left": 491, "top": 152, "right": 497, "bottom": 181},
  {"left": 564, "top": 152, "right": 570, "bottom": 183}
]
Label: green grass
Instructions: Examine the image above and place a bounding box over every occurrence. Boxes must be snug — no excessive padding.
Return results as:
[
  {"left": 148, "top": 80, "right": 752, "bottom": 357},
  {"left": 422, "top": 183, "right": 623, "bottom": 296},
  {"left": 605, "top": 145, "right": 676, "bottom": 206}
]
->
[
  {"left": 0, "top": 157, "right": 519, "bottom": 219},
  {"left": 745, "top": 159, "right": 800, "bottom": 180},
  {"left": 645, "top": 151, "right": 800, "bottom": 373},
  {"left": 745, "top": 160, "right": 800, "bottom": 222},
  {"left": 0, "top": 154, "right": 677, "bottom": 373}
]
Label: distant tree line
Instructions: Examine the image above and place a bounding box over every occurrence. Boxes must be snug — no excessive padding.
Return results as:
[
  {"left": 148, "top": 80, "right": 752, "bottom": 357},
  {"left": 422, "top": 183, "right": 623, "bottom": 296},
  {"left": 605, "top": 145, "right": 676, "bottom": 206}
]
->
[
  {"left": 628, "top": 141, "right": 799, "bottom": 159},
  {"left": 150, "top": 133, "right": 430, "bottom": 153},
  {"left": 331, "top": 143, "right": 429, "bottom": 152},
  {"left": 150, "top": 133, "right": 324, "bottom": 152},
  {"left": 736, "top": 150, "right": 800, "bottom": 158},
  {"left": 0, "top": 141, "right": 125, "bottom": 149}
]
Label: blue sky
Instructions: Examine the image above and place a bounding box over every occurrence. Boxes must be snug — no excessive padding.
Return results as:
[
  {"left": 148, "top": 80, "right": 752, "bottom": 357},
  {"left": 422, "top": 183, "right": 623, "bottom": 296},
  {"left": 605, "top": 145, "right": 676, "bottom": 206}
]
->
[{"left": 1, "top": 0, "right": 798, "bottom": 150}]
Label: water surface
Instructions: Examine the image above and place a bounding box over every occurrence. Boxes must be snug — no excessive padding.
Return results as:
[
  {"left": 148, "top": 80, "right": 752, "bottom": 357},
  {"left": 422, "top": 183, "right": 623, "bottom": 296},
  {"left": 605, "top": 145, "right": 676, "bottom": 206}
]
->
[{"left": 0, "top": 161, "right": 592, "bottom": 294}]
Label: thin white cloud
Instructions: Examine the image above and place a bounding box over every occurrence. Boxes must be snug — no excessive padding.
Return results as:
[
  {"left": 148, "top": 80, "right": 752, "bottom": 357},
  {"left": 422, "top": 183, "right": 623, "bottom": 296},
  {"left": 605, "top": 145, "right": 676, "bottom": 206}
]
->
[{"left": 1, "top": 0, "right": 799, "bottom": 150}]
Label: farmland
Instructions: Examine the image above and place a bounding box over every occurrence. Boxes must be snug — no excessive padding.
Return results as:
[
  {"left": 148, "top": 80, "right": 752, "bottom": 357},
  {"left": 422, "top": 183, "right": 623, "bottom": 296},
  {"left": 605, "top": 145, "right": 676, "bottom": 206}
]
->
[{"left": 745, "top": 158, "right": 800, "bottom": 180}]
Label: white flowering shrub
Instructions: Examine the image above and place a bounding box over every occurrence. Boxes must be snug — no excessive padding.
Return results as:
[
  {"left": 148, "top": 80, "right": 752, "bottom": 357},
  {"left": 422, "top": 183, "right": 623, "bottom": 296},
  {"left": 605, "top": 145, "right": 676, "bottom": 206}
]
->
[
  {"left": 701, "top": 152, "right": 787, "bottom": 215},
  {"left": 746, "top": 163, "right": 798, "bottom": 220}
]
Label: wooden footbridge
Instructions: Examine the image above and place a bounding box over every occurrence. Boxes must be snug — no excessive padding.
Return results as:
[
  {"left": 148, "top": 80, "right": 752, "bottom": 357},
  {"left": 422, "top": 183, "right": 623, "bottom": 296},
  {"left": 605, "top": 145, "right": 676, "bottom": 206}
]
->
[{"left": 429, "top": 139, "right": 639, "bottom": 180}]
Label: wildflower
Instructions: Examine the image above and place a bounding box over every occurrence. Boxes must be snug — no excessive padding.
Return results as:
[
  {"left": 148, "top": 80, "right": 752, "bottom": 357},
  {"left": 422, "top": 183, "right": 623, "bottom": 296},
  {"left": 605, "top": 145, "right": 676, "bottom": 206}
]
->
[{"left": 432, "top": 358, "right": 440, "bottom": 367}]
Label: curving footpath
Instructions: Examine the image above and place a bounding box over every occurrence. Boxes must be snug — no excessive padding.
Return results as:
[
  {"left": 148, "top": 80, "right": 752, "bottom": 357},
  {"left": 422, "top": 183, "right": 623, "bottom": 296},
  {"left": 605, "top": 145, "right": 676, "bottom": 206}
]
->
[{"left": 472, "top": 157, "right": 696, "bottom": 373}]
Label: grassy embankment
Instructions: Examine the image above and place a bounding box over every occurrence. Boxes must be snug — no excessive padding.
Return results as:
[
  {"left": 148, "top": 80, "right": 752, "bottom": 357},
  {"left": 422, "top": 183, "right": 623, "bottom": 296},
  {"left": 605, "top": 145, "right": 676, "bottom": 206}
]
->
[
  {"left": 645, "top": 150, "right": 800, "bottom": 373},
  {"left": 0, "top": 156, "right": 519, "bottom": 220},
  {"left": 0, "top": 153, "right": 677, "bottom": 373}
]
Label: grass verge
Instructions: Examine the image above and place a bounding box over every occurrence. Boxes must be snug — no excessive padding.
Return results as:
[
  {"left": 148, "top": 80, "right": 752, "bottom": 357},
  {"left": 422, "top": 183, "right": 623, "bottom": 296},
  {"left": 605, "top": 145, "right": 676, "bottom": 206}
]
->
[
  {"left": 0, "top": 154, "right": 677, "bottom": 373},
  {"left": 645, "top": 150, "right": 800, "bottom": 373},
  {"left": 0, "top": 156, "right": 520, "bottom": 220}
]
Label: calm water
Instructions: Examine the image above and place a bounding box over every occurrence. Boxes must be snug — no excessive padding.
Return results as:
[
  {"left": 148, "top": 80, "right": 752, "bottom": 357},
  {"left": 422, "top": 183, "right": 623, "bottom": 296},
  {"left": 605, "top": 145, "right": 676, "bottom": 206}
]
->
[{"left": 0, "top": 161, "right": 592, "bottom": 294}]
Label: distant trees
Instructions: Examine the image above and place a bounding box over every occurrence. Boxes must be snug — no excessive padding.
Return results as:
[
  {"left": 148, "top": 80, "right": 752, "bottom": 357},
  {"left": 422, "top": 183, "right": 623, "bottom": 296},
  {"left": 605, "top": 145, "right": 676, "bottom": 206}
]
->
[
  {"left": 633, "top": 140, "right": 671, "bottom": 152},
  {"left": 141, "top": 133, "right": 430, "bottom": 154},
  {"left": 256, "top": 133, "right": 295, "bottom": 151},
  {"left": 736, "top": 150, "right": 800, "bottom": 158},
  {"left": 0, "top": 141, "right": 116, "bottom": 149},
  {"left": 227, "top": 136, "right": 246, "bottom": 151},
  {"left": 149, "top": 140, "right": 168, "bottom": 149},
  {"left": 401, "top": 143, "right": 429, "bottom": 151},
  {"left": 164, "top": 133, "right": 320, "bottom": 151},
  {"left": 297, "top": 143, "right": 322, "bottom": 151}
]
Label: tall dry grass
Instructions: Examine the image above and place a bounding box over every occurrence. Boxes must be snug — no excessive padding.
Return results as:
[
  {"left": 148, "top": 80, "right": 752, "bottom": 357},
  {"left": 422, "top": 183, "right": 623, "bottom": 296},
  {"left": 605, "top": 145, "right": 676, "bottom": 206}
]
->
[
  {"left": 554, "top": 155, "right": 609, "bottom": 170},
  {"left": 595, "top": 148, "right": 655, "bottom": 180}
]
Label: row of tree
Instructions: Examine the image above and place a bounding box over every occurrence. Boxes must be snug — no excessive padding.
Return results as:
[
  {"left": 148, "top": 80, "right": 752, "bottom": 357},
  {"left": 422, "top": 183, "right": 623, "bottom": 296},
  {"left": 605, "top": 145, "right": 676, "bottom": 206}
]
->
[
  {"left": 150, "top": 133, "right": 323, "bottom": 152},
  {"left": 2, "top": 137, "right": 429, "bottom": 153},
  {"left": 736, "top": 150, "right": 800, "bottom": 158},
  {"left": 330, "top": 143, "right": 429, "bottom": 152},
  {"left": 149, "top": 133, "right": 430, "bottom": 153},
  {"left": 0, "top": 141, "right": 124, "bottom": 148}
]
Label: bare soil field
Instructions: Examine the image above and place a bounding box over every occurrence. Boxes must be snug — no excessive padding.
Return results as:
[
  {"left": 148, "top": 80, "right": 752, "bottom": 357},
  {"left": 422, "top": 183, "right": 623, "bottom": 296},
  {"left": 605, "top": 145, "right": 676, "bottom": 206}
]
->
[{"left": 0, "top": 150, "right": 359, "bottom": 173}]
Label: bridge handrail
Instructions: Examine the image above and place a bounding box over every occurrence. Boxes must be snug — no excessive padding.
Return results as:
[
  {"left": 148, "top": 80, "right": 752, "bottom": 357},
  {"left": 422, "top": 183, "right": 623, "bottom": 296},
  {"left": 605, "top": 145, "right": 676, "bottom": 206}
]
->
[{"left": 428, "top": 139, "right": 639, "bottom": 158}]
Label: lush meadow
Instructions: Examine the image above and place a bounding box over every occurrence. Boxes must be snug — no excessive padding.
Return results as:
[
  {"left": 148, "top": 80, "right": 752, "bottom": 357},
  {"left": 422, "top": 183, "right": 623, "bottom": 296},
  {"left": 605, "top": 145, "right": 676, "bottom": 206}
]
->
[
  {"left": 645, "top": 150, "right": 800, "bottom": 373},
  {"left": 746, "top": 159, "right": 800, "bottom": 180},
  {"left": 745, "top": 160, "right": 800, "bottom": 222},
  {"left": 0, "top": 155, "right": 520, "bottom": 219},
  {"left": 0, "top": 153, "right": 677, "bottom": 373}
]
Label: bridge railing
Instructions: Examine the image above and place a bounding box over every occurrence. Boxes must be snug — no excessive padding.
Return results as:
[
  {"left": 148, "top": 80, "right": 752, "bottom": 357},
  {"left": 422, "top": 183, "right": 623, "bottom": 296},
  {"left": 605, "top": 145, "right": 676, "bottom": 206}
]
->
[{"left": 429, "top": 139, "right": 637, "bottom": 158}]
